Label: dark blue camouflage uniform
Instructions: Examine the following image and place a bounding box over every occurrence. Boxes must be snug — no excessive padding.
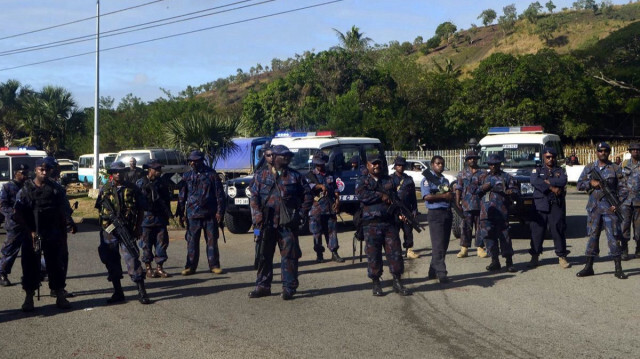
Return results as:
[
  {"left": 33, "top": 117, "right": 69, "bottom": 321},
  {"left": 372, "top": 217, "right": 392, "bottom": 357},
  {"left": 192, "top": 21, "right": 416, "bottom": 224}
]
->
[
  {"left": 308, "top": 168, "right": 340, "bottom": 254},
  {"left": 177, "top": 165, "right": 225, "bottom": 271},
  {"left": 15, "top": 179, "right": 75, "bottom": 292},
  {"left": 475, "top": 171, "right": 518, "bottom": 258},
  {"left": 0, "top": 180, "right": 29, "bottom": 278},
  {"left": 391, "top": 172, "right": 417, "bottom": 249},
  {"left": 619, "top": 158, "right": 640, "bottom": 248},
  {"left": 577, "top": 161, "right": 624, "bottom": 257},
  {"left": 356, "top": 173, "right": 404, "bottom": 280},
  {"left": 96, "top": 180, "right": 146, "bottom": 283},
  {"left": 136, "top": 176, "right": 171, "bottom": 265},
  {"left": 454, "top": 167, "right": 483, "bottom": 248},
  {"left": 529, "top": 164, "right": 569, "bottom": 257},
  {"left": 250, "top": 166, "right": 312, "bottom": 295}
]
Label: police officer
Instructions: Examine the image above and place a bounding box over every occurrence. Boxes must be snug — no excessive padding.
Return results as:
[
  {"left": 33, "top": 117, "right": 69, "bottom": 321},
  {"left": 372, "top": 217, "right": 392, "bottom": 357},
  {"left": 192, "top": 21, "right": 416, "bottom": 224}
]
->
[
  {"left": 125, "top": 157, "right": 144, "bottom": 184},
  {"left": 454, "top": 151, "right": 487, "bottom": 258},
  {"left": 528, "top": 147, "right": 571, "bottom": 269},
  {"left": 576, "top": 142, "right": 627, "bottom": 279},
  {"left": 619, "top": 142, "right": 640, "bottom": 260},
  {"left": 15, "top": 157, "right": 77, "bottom": 311},
  {"left": 248, "top": 145, "right": 313, "bottom": 300},
  {"left": 356, "top": 153, "right": 410, "bottom": 296},
  {"left": 307, "top": 151, "right": 344, "bottom": 263},
  {"left": 176, "top": 150, "right": 226, "bottom": 275},
  {"left": 421, "top": 155, "right": 453, "bottom": 283},
  {"left": 391, "top": 156, "right": 419, "bottom": 259},
  {"left": 96, "top": 161, "right": 151, "bottom": 304},
  {"left": 475, "top": 154, "right": 519, "bottom": 272},
  {"left": 136, "top": 159, "right": 172, "bottom": 278},
  {"left": 350, "top": 155, "right": 360, "bottom": 171},
  {"left": 0, "top": 164, "right": 30, "bottom": 287}
]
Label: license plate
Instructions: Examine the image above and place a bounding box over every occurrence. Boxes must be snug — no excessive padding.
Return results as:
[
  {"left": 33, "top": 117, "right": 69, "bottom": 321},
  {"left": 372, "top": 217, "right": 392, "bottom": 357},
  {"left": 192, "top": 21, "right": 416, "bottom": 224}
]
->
[
  {"left": 339, "top": 195, "right": 357, "bottom": 201},
  {"left": 234, "top": 198, "right": 249, "bottom": 205},
  {"left": 524, "top": 200, "right": 532, "bottom": 205}
]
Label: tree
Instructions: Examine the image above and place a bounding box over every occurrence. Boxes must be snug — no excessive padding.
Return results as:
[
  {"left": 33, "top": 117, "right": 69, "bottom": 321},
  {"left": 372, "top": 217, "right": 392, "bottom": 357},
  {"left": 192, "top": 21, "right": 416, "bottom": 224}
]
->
[
  {"left": 534, "top": 17, "right": 559, "bottom": 44},
  {"left": 523, "top": 2, "right": 543, "bottom": 23},
  {"left": 0, "top": 79, "right": 32, "bottom": 147},
  {"left": 435, "top": 22, "right": 457, "bottom": 43},
  {"left": 545, "top": 0, "right": 556, "bottom": 12},
  {"left": 498, "top": 4, "right": 518, "bottom": 35},
  {"left": 478, "top": 9, "right": 497, "bottom": 27},
  {"left": 332, "top": 25, "right": 372, "bottom": 52},
  {"left": 164, "top": 114, "right": 241, "bottom": 165}
]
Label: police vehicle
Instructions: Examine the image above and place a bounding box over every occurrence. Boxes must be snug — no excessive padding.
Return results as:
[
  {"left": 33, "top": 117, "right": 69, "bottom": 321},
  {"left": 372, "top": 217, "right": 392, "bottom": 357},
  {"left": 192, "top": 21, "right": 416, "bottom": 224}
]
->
[
  {"left": 223, "top": 131, "right": 386, "bottom": 234},
  {"left": 475, "top": 126, "right": 563, "bottom": 222},
  {"left": 0, "top": 147, "right": 47, "bottom": 185}
]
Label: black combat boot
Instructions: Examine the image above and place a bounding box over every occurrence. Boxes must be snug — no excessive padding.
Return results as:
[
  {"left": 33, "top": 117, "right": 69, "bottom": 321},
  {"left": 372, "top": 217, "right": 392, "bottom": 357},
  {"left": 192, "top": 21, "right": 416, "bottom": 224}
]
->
[
  {"left": 137, "top": 281, "right": 151, "bottom": 304},
  {"left": 392, "top": 276, "right": 411, "bottom": 296},
  {"left": 613, "top": 257, "right": 628, "bottom": 279},
  {"left": 576, "top": 256, "right": 595, "bottom": 277},
  {"left": 505, "top": 256, "right": 517, "bottom": 273},
  {"left": 316, "top": 252, "right": 324, "bottom": 263},
  {"left": 55, "top": 290, "right": 72, "bottom": 309},
  {"left": 527, "top": 254, "right": 539, "bottom": 268},
  {"left": 372, "top": 278, "right": 383, "bottom": 297},
  {"left": 107, "top": 279, "right": 125, "bottom": 304},
  {"left": 621, "top": 242, "right": 630, "bottom": 261},
  {"left": 331, "top": 251, "right": 345, "bottom": 263},
  {"left": 248, "top": 287, "right": 271, "bottom": 298},
  {"left": 21, "top": 290, "right": 35, "bottom": 312},
  {"left": 0, "top": 273, "right": 10, "bottom": 287},
  {"left": 486, "top": 256, "right": 501, "bottom": 271},
  {"left": 635, "top": 242, "right": 640, "bottom": 258}
]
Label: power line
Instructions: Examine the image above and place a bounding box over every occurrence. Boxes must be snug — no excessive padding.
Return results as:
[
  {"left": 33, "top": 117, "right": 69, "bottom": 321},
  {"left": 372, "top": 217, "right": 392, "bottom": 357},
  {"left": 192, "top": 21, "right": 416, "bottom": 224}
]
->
[
  {"left": 0, "top": 0, "right": 344, "bottom": 72},
  {"left": 0, "top": 0, "right": 167, "bottom": 41},
  {"left": 0, "top": 0, "right": 267, "bottom": 57}
]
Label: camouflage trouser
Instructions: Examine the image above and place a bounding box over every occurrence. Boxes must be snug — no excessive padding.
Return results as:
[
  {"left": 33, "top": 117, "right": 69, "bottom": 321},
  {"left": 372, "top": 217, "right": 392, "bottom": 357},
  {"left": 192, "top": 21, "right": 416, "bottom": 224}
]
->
[
  {"left": 477, "top": 219, "right": 513, "bottom": 258},
  {"left": 185, "top": 217, "right": 220, "bottom": 270},
  {"left": 0, "top": 230, "right": 28, "bottom": 275},
  {"left": 620, "top": 204, "right": 640, "bottom": 244},
  {"left": 98, "top": 230, "right": 144, "bottom": 283},
  {"left": 141, "top": 226, "right": 169, "bottom": 265},
  {"left": 585, "top": 211, "right": 622, "bottom": 257},
  {"left": 255, "top": 226, "right": 301, "bottom": 294},
  {"left": 363, "top": 222, "right": 404, "bottom": 280},
  {"left": 310, "top": 214, "right": 339, "bottom": 254},
  {"left": 22, "top": 230, "right": 68, "bottom": 291},
  {"left": 459, "top": 210, "right": 481, "bottom": 248},
  {"left": 529, "top": 203, "right": 569, "bottom": 257}
]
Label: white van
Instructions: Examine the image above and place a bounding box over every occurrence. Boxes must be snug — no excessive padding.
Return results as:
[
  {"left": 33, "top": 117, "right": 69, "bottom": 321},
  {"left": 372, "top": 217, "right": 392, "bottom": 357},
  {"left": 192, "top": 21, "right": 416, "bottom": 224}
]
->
[
  {"left": 78, "top": 153, "right": 118, "bottom": 184},
  {"left": 115, "top": 148, "right": 189, "bottom": 186},
  {"left": 0, "top": 148, "right": 47, "bottom": 185}
]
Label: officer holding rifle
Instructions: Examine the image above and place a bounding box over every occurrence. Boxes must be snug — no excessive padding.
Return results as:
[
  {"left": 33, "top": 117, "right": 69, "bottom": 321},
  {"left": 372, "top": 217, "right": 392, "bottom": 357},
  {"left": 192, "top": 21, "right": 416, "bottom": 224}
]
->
[{"left": 576, "top": 142, "right": 628, "bottom": 279}]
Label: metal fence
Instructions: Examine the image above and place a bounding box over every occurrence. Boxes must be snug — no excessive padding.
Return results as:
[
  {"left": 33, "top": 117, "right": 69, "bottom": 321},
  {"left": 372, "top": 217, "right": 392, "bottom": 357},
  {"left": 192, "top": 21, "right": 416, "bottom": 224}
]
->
[{"left": 386, "top": 144, "right": 630, "bottom": 173}]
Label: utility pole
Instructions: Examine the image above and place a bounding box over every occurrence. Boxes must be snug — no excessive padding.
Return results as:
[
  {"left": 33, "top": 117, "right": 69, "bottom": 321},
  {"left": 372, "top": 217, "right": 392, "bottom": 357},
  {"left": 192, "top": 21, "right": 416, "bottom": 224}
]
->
[{"left": 93, "top": 0, "right": 100, "bottom": 190}]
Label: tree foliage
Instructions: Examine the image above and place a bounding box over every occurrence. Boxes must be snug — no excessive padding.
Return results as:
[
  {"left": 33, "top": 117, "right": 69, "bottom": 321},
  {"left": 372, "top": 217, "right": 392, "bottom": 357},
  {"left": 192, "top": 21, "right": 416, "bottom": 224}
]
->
[{"left": 478, "top": 9, "right": 497, "bottom": 27}]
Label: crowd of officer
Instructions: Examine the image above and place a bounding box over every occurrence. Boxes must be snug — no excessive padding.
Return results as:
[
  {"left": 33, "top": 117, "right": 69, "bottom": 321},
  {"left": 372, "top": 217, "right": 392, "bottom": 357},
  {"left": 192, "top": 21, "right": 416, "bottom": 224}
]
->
[{"left": 2, "top": 141, "right": 640, "bottom": 310}]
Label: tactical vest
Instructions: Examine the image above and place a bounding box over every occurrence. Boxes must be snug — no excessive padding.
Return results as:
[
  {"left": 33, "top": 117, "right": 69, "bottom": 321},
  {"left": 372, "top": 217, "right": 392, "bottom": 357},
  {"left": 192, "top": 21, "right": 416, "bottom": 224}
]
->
[
  {"left": 23, "top": 179, "right": 62, "bottom": 232},
  {"left": 100, "top": 181, "right": 137, "bottom": 228}
]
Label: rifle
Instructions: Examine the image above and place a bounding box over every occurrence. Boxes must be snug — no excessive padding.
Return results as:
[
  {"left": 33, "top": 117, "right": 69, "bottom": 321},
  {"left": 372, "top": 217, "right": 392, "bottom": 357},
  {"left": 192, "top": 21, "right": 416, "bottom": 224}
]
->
[
  {"left": 590, "top": 167, "right": 624, "bottom": 222},
  {"left": 101, "top": 198, "right": 140, "bottom": 258},
  {"left": 375, "top": 178, "right": 425, "bottom": 233},
  {"left": 352, "top": 207, "right": 364, "bottom": 264},
  {"left": 254, "top": 181, "right": 277, "bottom": 270},
  {"left": 219, "top": 216, "right": 227, "bottom": 243},
  {"left": 33, "top": 209, "right": 43, "bottom": 301}
]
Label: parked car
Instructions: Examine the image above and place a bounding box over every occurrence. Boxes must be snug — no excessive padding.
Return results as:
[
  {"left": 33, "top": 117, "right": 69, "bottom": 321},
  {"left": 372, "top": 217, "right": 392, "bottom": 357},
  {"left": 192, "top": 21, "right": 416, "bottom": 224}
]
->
[
  {"left": 115, "top": 148, "right": 190, "bottom": 190},
  {"left": 387, "top": 159, "right": 456, "bottom": 188},
  {"left": 56, "top": 159, "right": 79, "bottom": 186}
]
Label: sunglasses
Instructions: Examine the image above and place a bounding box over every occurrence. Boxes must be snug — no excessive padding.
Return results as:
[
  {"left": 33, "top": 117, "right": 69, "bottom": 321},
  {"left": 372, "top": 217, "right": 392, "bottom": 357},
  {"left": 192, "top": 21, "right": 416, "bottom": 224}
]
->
[
  {"left": 597, "top": 149, "right": 610, "bottom": 153},
  {"left": 264, "top": 153, "right": 272, "bottom": 157},
  {"left": 433, "top": 162, "right": 444, "bottom": 165},
  {"left": 544, "top": 156, "right": 555, "bottom": 159}
]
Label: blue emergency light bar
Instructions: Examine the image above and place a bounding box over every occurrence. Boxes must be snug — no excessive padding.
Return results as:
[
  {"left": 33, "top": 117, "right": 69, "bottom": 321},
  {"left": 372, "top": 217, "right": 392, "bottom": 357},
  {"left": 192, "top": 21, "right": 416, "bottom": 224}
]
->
[
  {"left": 487, "top": 125, "right": 543, "bottom": 134},
  {"left": 275, "top": 130, "right": 336, "bottom": 138}
]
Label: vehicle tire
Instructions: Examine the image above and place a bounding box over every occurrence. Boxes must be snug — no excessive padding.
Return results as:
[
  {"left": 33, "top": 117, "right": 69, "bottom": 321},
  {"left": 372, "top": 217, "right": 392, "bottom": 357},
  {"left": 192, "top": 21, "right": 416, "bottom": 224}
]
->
[
  {"left": 224, "top": 212, "right": 252, "bottom": 234},
  {"left": 451, "top": 209, "right": 462, "bottom": 240}
]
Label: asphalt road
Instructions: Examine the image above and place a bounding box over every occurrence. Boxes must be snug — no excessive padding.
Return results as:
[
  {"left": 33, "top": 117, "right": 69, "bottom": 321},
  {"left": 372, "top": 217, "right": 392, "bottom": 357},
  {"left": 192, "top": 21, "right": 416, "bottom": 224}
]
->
[{"left": 1, "top": 188, "right": 639, "bottom": 358}]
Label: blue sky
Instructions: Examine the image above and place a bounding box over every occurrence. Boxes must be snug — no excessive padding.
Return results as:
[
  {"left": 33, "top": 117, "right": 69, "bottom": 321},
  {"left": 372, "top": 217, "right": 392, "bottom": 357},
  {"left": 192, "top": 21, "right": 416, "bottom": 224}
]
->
[{"left": 0, "top": 0, "right": 629, "bottom": 108}]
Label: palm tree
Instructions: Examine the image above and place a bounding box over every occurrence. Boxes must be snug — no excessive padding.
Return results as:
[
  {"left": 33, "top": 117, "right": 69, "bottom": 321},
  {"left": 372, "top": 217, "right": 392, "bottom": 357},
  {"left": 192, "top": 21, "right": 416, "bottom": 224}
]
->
[
  {"left": 164, "top": 114, "right": 241, "bottom": 167},
  {"left": 332, "top": 25, "right": 372, "bottom": 52},
  {"left": 15, "top": 85, "right": 79, "bottom": 155},
  {"left": 0, "top": 79, "right": 33, "bottom": 147}
]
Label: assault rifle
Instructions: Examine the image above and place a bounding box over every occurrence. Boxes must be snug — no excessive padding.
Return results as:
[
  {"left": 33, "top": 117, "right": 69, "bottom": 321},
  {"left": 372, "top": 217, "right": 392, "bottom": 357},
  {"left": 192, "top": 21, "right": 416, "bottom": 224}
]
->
[
  {"left": 590, "top": 168, "right": 624, "bottom": 222},
  {"left": 101, "top": 198, "right": 140, "bottom": 258},
  {"left": 33, "top": 209, "right": 43, "bottom": 301},
  {"left": 254, "top": 183, "right": 277, "bottom": 270},
  {"left": 375, "top": 181, "right": 424, "bottom": 234}
]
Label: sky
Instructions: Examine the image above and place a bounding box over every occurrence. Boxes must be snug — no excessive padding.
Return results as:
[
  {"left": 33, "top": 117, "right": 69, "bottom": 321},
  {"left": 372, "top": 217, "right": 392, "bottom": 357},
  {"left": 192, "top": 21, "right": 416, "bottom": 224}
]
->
[{"left": 0, "top": 0, "right": 630, "bottom": 108}]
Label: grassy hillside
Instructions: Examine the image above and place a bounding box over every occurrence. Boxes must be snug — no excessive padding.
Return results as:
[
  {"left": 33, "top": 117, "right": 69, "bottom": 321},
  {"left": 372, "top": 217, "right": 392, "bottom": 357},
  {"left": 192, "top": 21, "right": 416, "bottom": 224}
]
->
[{"left": 200, "top": 3, "right": 640, "bottom": 105}]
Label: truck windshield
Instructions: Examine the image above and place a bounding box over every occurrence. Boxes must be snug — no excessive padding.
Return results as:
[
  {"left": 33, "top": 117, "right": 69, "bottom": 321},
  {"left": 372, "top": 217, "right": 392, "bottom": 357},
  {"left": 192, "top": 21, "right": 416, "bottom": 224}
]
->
[
  {"left": 288, "top": 148, "right": 316, "bottom": 171},
  {"left": 479, "top": 144, "right": 542, "bottom": 168}
]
